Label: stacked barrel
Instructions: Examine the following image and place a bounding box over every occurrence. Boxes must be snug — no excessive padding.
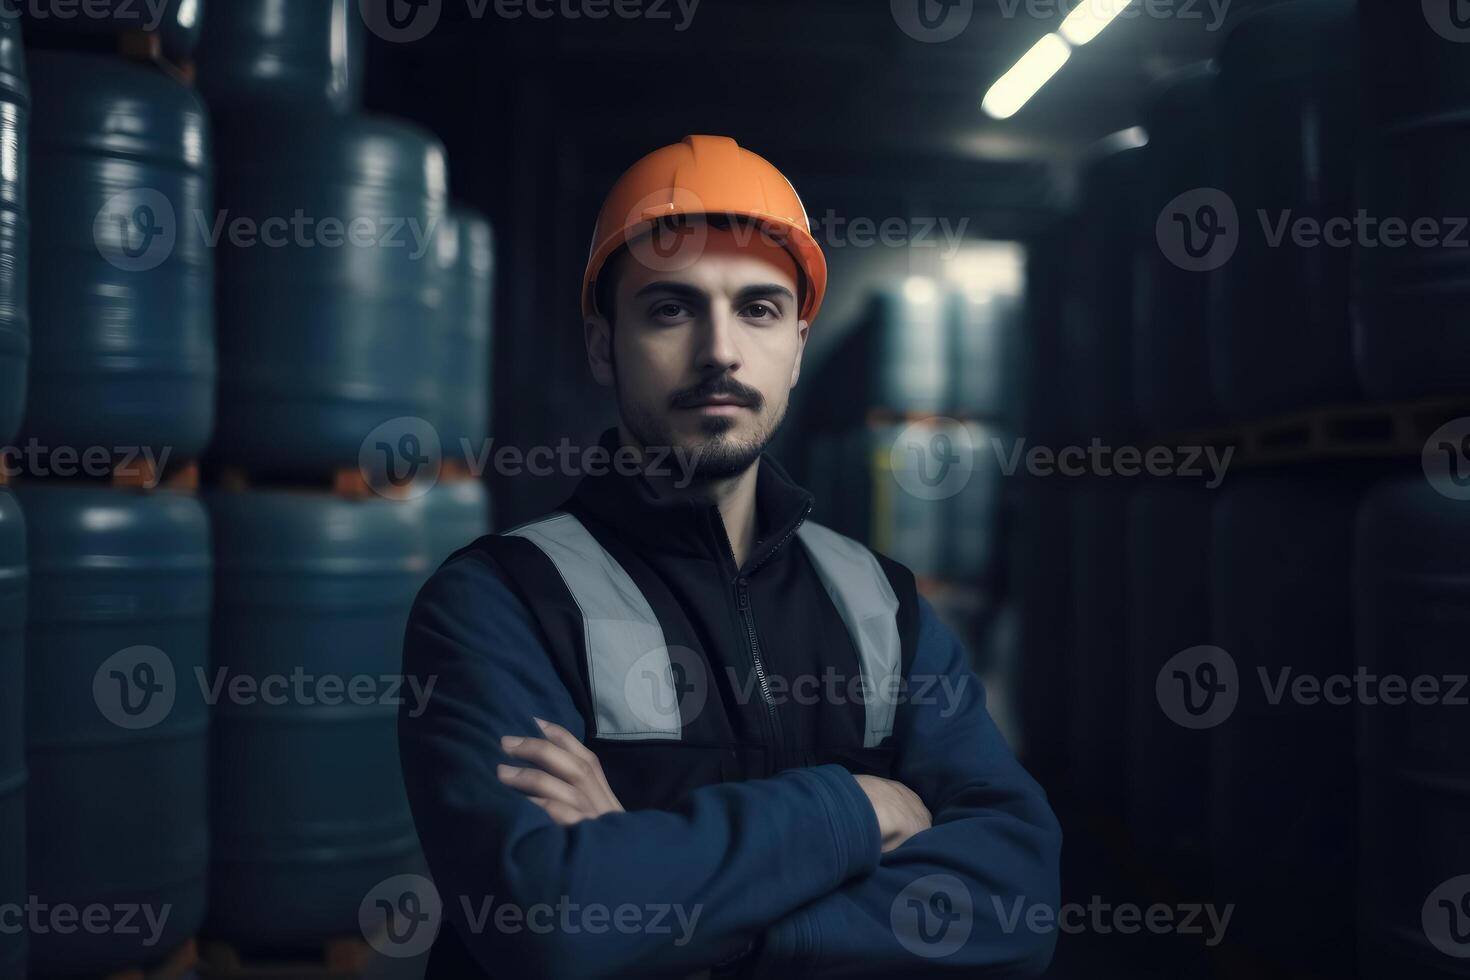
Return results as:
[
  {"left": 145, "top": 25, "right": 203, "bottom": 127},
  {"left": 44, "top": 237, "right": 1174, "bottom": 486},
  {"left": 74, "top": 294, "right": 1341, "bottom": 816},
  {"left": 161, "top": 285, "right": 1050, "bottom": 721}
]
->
[
  {"left": 795, "top": 265, "right": 1019, "bottom": 712},
  {"left": 1353, "top": 3, "right": 1470, "bottom": 977},
  {"left": 0, "top": 487, "right": 26, "bottom": 980},
  {"left": 0, "top": 14, "right": 26, "bottom": 979},
  {"left": 0, "top": 2, "right": 495, "bottom": 974},
  {"left": 192, "top": 0, "right": 492, "bottom": 968},
  {"left": 1063, "top": 133, "right": 1146, "bottom": 895},
  {"left": 1121, "top": 65, "right": 1220, "bottom": 929},
  {"left": 807, "top": 275, "right": 1019, "bottom": 573},
  {"left": 7, "top": 6, "right": 215, "bottom": 978},
  {"left": 1011, "top": 0, "right": 1470, "bottom": 976},
  {"left": 1009, "top": 217, "right": 1073, "bottom": 793}
]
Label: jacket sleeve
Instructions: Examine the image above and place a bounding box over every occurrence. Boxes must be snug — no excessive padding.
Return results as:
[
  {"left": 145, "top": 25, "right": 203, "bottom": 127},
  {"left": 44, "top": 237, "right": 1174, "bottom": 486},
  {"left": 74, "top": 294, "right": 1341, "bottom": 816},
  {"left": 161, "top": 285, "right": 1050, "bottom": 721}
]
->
[
  {"left": 397, "top": 550, "right": 884, "bottom": 979},
  {"left": 747, "top": 595, "right": 1063, "bottom": 977}
]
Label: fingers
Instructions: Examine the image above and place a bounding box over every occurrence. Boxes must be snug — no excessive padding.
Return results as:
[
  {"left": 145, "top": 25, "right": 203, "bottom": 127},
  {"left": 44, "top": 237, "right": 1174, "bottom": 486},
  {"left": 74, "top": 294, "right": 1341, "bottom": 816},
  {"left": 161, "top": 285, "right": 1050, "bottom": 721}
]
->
[
  {"left": 497, "top": 719, "right": 626, "bottom": 819},
  {"left": 502, "top": 732, "right": 595, "bottom": 789},
  {"left": 534, "top": 717, "right": 599, "bottom": 765},
  {"left": 527, "top": 795, "right": 587, "bottom": 826},
  {"left": 533, "top": 718, "right": 624, "bottom": 812},
  {"left": 504, "top": 719, "right": 625, "bottom": 815},
  {"left": 497, "top": 762, "right": 588, "bottom": 811}
]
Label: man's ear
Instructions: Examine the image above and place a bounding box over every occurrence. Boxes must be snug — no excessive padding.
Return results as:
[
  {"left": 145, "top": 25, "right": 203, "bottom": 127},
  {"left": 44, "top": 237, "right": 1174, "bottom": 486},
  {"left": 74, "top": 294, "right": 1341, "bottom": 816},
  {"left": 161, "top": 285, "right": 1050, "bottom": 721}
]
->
[
  {"left": 585, "top": 315, "right": 615, "bottom": 387},
  {"left": 789, "top": 317, "right": 811, "bottom": 388}
]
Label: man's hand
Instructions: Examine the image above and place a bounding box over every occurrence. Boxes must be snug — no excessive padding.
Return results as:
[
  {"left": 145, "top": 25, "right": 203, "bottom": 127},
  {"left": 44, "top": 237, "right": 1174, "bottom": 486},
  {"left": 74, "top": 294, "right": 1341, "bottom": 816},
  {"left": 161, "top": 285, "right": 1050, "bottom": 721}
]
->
[
  {"left": 496, "top": 717, "right": 625, "bottom": 824},
  {"left": 853, "top": 774, "right": 932, "bottom": 853}
]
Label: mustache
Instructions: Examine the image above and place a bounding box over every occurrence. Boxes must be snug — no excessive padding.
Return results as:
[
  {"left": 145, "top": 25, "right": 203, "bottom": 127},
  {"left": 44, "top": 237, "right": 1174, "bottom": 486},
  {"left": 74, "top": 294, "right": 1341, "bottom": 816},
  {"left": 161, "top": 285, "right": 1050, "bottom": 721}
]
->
[{"left": 668, "top": 376, "right": 765, "bottom": 411}]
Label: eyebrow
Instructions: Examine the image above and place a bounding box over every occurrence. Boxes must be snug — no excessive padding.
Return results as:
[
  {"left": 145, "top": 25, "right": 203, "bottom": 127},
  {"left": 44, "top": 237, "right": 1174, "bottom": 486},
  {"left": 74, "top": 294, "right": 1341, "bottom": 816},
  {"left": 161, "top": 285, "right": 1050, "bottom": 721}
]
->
[{"left": 631, "top": 281, "right": 796, "bottom": 305}]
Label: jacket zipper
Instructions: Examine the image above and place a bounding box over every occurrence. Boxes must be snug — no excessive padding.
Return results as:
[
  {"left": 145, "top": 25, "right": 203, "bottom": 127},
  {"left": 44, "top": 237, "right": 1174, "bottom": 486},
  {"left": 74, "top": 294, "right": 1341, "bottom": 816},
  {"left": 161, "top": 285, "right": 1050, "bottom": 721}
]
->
[{"left": 715, "top": 499, "right": 813, "bottom": 774}]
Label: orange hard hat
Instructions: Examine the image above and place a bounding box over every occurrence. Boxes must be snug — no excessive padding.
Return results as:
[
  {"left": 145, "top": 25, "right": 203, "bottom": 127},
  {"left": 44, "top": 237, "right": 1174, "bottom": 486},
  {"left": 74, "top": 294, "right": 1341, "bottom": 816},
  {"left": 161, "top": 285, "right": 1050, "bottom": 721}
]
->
[{"left": 581, "top": 135, "right": 828, "bottom": 323}]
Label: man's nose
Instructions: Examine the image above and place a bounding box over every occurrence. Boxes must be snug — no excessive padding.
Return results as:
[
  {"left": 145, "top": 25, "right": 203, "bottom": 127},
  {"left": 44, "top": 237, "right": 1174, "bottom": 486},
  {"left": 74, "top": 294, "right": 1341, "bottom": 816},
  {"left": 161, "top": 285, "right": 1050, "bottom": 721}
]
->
[{"left": 694, "top": 307, "right": 742, "bottom": 374}]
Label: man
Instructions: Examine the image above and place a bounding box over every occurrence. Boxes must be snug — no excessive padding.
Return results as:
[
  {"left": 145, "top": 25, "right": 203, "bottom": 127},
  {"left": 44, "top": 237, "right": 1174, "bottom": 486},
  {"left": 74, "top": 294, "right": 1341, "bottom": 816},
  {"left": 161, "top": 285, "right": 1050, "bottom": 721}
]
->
[{"left": 399, "top": 134, "right": 1061, "bottom": 978}]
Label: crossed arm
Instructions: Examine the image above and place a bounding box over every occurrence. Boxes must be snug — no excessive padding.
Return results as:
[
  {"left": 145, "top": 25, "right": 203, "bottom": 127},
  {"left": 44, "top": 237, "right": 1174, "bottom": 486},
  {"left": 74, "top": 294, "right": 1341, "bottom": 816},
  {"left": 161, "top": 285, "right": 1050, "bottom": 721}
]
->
[{"left": 398, "top": 551, "right": 1062, "bottom": 978}]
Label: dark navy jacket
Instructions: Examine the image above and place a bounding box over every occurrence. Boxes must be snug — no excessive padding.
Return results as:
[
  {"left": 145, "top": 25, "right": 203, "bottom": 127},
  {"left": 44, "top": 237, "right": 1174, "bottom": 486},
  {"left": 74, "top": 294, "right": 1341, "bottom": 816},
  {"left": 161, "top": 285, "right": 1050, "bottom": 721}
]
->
[{"left": 398, "top": 432, "right": 1062, "bottom": 978}]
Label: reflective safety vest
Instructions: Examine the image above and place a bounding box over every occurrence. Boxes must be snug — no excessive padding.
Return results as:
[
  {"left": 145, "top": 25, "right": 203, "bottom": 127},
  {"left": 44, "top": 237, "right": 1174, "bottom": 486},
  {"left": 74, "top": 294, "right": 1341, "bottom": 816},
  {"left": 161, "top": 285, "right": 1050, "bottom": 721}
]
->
[{"left": 468, "top": 508, "right": 921, "bottom": 810}]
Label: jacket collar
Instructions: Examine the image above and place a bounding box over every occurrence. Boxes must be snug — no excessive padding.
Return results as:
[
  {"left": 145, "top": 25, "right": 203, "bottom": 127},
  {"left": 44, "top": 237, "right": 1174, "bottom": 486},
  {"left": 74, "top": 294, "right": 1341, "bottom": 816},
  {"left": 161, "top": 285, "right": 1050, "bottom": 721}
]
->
[{"left": 569, "top": 426, "right": 814, "bottom": 572}]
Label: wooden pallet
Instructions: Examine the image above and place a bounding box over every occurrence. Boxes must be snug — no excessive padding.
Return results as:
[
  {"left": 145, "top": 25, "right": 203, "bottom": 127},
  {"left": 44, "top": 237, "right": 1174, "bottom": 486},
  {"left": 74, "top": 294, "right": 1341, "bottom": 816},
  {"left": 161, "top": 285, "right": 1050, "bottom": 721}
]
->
[
  {"left": 1169, "top": 395, "right": 1470, "bottom": 469},
  {"left": 196, "top": 937, "right": 381, "bottom": 980},
  {"left": 2, "top": 449, "right": 199, "bottom": 491},
  {"left": 117, "top": 30, "right": 196, "bottom": 86},
  {"left": 437, "top": 458, "right": 478, "bottom": 482},
  {"left": 863, "top": 407, "right": 995, "bottom": 429},
  {"left": 103, "top": 938, "right": 199, "bottom": 980},
  {"left": 215, "top": 465, "right": 423, "bottom": 501}
]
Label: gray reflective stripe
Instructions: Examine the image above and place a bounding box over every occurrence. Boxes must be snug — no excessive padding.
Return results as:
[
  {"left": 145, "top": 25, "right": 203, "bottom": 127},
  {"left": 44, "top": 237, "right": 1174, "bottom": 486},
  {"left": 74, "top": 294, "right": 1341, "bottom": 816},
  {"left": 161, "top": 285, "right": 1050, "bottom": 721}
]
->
[
  {"left": 796, "top": 521, "right": 902, "bottom": 746},
  {"left": 507, "top": 512, "right": 681, "bottom": 741}
]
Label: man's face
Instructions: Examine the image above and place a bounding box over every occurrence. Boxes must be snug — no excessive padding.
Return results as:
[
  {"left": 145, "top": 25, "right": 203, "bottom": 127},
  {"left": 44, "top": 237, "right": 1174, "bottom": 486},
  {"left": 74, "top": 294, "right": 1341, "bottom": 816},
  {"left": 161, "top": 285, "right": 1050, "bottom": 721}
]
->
[{"left": 584, "top": 222, "right": 811, "bottom": 480}]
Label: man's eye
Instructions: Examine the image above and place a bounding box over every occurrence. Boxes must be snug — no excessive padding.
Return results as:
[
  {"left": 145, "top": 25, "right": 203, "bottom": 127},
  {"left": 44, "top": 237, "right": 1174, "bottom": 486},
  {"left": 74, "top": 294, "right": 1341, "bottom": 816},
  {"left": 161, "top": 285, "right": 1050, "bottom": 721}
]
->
[
  {"left": 742, "top": 302, "right": 778, "bottom": 320},
  {"left": 652, "top": 302, "right": 687, "bottom": 319}
]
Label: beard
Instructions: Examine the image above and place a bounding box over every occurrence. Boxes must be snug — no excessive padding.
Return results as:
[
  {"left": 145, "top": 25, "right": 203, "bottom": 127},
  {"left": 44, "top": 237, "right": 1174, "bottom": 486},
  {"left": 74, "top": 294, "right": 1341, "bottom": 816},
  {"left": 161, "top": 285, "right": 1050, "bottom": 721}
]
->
[{"left": 616, "top": 376, "right": 785, "bottom": 482}]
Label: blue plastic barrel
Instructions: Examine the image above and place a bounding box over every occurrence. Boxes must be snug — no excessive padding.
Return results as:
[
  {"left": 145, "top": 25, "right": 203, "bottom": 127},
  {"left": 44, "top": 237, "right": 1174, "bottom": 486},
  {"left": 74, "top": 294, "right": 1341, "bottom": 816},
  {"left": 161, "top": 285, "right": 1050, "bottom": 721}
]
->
[
  {"left": 1125, "top": 480, "right": 1212, "bottom": 901},
  {"left": 417, "top": 477, "right": 491, "bottom": 577},
  {"left": 948, "top": 287, "right": 1020, "bottom": 423},
  {"left": 1137, "top": 63, "right": 1220, "bottom": 435},
  {"left": 1213, "top": 0, "right": 1359, "bottom": 418},
  {"left": 19, "top": 0, "right": 203, "bottom": 60},
  {"left": 0, "top": 489, "right": 25, "bottom": 980},
  {"left": 1070, "top": 132, "right": 1147, "bottom": 443},
  {"left": 1012, "top": 219, "right": 1075, "bottom": 787},
  {"left": 206, "top": 491, "right": 427, "bottom": 953},
  {"left": 812, "top": 285, "right": 951, "bottom": 428},
  {"left": 197, "top": 0, "right": 363, "bottom": 113},
  {"left": 212, "top": 113, "right": 449, "bottom": 472},
  {"left": 0, "top": 17, "right": 27, "bottom": 447},
  {"left": 24, "top": 52, "right": 215, "bottom": 460},
  {"left": 17, "top": 484, "right": 210, "bottom": 977},
  {"left": 1356, "top": 473, "right": 1470, "bottom": 977},
  {"left": 941, "top": 420, "right": 1003, "bottom": 582},
  {"left": 1354, "top": 1, "right": 1470, "bottom": 399},
  {"left": 1021, "top": 217, "right": 1080, "bottom": 449},
  {"left": 1069, "top": 479, "right": 1132, "bottom": 822},
  {"left": 1211, "top": 471, "right": 1362, "bottom": 976},
  {"left": 1010, "top": 477, "right": 1072, "bottom": 790},
  {"left": 432, "top": 207, "right": 494, "bottom": 459}
]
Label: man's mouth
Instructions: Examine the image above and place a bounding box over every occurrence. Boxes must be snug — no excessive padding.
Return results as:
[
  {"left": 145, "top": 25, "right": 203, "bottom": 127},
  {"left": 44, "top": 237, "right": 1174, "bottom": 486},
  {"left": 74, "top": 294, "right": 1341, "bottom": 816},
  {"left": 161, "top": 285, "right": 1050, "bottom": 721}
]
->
[{"left": 685, "top": 398, "right": 748, "bottom": 415}]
